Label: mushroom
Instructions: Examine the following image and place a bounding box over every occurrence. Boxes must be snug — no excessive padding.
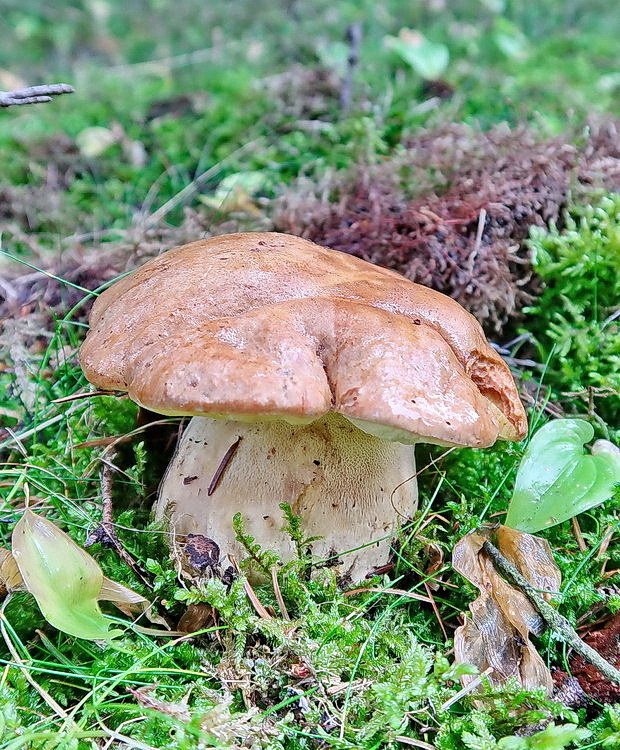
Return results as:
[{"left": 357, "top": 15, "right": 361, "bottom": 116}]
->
[{"left": 80, "top": 232, "right": 527, "bottom": 581}]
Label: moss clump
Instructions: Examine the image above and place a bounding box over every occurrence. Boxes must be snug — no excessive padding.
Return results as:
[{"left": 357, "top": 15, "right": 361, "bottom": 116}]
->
[
  {"left": 524, "top": 194, "right": 620, "bottom": 429},
  {"left": 274, "top": 122, "right": 620, "bottom": 333}
]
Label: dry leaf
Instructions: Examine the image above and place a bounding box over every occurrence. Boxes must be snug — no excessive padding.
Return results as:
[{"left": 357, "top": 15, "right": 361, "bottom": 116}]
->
[
  {"left": 452, "top": 524, "right": 561, "bottom": 695},
  {"left": 177, "top": 603, "right": 215, "bottom": 633},
  {"left": 423, "top": 541, "right": 445, "bottom": 591},
  {"left": 98, "top": 576, "right": 169, "bottom": 629},
  {"left": 0, "top": 547, "right": 25, "bottom": 592}
]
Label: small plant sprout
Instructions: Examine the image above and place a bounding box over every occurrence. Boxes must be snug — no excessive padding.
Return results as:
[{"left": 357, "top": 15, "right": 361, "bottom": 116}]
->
[
  {"left": 505, "top": 419, "right": 620, "bottom": 534},
  {"left": 385, "top": 29, "right": 450, "bottom": 81},
  {"left": 79, "top": 232, "right": 526, "bottom": 581},
  {"left": 454, "top": 419, "right": 620, "bottom": 693}
]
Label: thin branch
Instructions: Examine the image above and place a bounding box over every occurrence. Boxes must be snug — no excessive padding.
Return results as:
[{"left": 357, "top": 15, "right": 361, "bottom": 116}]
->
[
  {"left": 439, "top": 667, "right": 493, "bottom": 711},
  {"left": 139, "top": 138, "right": 262, "bottom": 228},
  {"left": 343, "top": 586, "right": 432, "bottom": 604},
  {"left": 340, "top": 23, "right": 362, "bottom": 111},
  {"left": 423, "top": 580, "right": 448, "bottom": 641},
  {"left": 0, "top": 83, "right": 74, "bottom": 107},
  {"left": 271, "top": 566, "right": 290, "bottom": 620},
  {"left": 482, "top": 539, "right": 620, "bottom": 687},
  {"left": 393, "top": 738, "right": 435, "bottom": 749},
  {"left": 207, "top": 436, "right": 242, "bottom": 496},
  {"left": 571, "top": 517, "right": 587, "bottom": 552},
  {"left": 86, "top": 451, "right": 152, "bottom": 588},
  {"left": 228, "top": 555, "right": 272, "bottom": 620}
]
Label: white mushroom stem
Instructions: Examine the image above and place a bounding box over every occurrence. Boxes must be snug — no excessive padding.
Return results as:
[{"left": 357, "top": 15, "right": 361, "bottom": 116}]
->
[{"left": 156, "top": 412, "right": 418, "bottom": 582}]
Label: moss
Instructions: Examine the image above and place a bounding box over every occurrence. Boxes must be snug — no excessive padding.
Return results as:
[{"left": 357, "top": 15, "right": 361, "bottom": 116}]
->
[
  {"left": 273, "top": 124, "right": 620, "bottom": 332},
  {"left": 524, "top": 194, "right": 620, "bottom": 429}
]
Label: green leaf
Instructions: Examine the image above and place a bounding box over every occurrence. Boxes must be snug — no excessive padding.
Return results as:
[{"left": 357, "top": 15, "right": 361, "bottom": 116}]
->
[
  {"left": 493, "top": 17, "right": 529, "bottom": 60},
  {"left": 386, "top": 29, "right": 449, "bottom": 81},
  {"left": 498, "top": 722, "right": 590, "bottom": 749},
  {"left": 505, "top": 420, "right": 620, "bottom": 533},
  {"left": 11, "top": 511, "right": 123, "bottom": 640}
]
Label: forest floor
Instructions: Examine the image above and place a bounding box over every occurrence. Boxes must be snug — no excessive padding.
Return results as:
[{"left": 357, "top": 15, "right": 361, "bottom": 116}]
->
[{"left": 0, "top": 2, "right": 619, "bottom": 748}]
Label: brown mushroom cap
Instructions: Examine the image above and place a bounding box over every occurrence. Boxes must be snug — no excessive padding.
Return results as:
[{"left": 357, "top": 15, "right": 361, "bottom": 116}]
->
[{"left": 80, "top": 232, "right": 527, "bottom": 447}]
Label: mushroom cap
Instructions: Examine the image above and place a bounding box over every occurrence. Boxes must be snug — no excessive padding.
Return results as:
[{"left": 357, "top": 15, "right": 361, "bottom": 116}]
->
[{"left": 80, "top": 232, "right": 527, "bottom": 447}]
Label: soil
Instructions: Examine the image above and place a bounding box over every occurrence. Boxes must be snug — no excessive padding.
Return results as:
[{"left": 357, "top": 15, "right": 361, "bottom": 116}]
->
[{"left": 570, "top": 613, "right": 620, "bottom": 704}]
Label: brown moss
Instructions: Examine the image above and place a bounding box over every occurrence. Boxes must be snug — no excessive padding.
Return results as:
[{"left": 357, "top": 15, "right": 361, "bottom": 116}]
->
[
  {"left": 0, "top": 208, "right": 267, "bottom": 323},
  {"left": 259, "top": 65, "right": 341, "bottom": 123},
  {"left": 274, "top": 120, "right": 620, "bottom": 332}
]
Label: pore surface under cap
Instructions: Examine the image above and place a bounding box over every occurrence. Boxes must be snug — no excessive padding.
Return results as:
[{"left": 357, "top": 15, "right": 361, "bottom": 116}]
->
[{"left": 80, "top": 232, "right": 527, "bottom": 447}]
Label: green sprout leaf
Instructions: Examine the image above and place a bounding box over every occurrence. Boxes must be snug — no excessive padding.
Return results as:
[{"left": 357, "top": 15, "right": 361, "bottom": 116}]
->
[
  {"left": 505, "top": 419, "right": 620, "bottom": 533},
  {"left": 11, "top": 511, "right": 124, "bottom": 640},
  {"left": 498, "top": 722, "right": 590, "bottom": 749},
  {"left": 385, "top": 29, "right": 449, "bottom": 81}
]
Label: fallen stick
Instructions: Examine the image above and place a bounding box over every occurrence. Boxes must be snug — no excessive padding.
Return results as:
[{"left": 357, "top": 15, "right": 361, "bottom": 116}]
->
[
  {"left": 482, "top": 539, "right": 620, "bottom": 687},
  {"left": 0, "top": 83, "right": 74, "bottom": 107}
]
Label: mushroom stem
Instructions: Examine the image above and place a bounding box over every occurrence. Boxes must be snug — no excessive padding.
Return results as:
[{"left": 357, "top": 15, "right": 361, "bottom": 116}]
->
[{"left": 156, "top": 412, "right": 418, "bottom": 582}]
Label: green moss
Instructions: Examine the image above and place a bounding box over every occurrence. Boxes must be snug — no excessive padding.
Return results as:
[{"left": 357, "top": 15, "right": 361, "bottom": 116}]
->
[{"left": 524, "top": 195, "right": 620, "bottom": 430}]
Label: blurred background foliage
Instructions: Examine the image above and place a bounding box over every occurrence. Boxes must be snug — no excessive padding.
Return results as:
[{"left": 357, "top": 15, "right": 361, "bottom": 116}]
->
[{"left": 2, "top": 0, "right": 620, "bottom": 237}]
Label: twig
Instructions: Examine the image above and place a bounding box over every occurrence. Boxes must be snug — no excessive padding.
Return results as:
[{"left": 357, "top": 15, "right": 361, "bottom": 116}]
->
[
  {"left": 75, "top": 434, "right": 134, "bottom": 449},
  {"left": 393, "top": 737, "right": 435, "bottom": 749},
  {"left": 0, "top": 83, "right": 74, "bottom": 107},
  {"left": 340, "top": 23, "right": 362, "bottom": 111},
  {"left": 107, "top": 44, "right": 236, "bottom": 76},
  {"left": 97, "top": 717, "right": 158, "bottom": 750},
  {"left": 207, "top": 436, "right": 242, "bottom": 496},
  {"left": 343, "top": 587, "right": 432, "bottom": 604},
  {"left": 0, "top": 411, "right": 71, "bottom": 451},
  {"left": 467, "top": 208, "right": 487, "bottom": 273},
  {"left": 389, "top": 446, "right": 456, "bottom": 514},
  {"left": 423, "top": 581, "right": 448, "bottom": 640},
  {"left": 271, "top": 567, "right": 290, "bottom": 620},
  {"left": 140, "top": 139, "right": 262, "bottom": 228},
  {"left": 228, "top": 556, "right": 272, "bottom": 619},
  {"left": 571, "top": 517, "right": 587, "bottom": 552},
  {"left": 52, "top": 390, "right": 117, "bottom": 404},
  {"left": 596, "top": 524, "right": 615, "bottom": 561},
  {"left": 482, "top": 540, "right": 620, "bottom": 687},
  {"left": 439, "top": 667, "right": 493, "bottom": 711},
  {"left": 89, "top": 451, "right": 152, "bottom": 588},
  {"left": 79, "top": 419, "right": 176, "bottom": 474},
  {"left": 3, "top": 427, "right": 27, "bottom": 457}
]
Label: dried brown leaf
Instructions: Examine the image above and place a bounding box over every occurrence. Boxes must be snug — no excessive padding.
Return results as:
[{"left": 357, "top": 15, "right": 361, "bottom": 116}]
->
[
  {"left": 99, "top": 576, "right": 171, "bottom": 630},
  {"left": 423, "top": 541, "right": 444, "bottom": 591},
  {"left": 452, "top": 525, "right": 561, "bottom": 695},
  {"left": 0, "top": 548, "right": 24, "bottom": 592},
  {"left": 177, "top": 603, "right": 215, "bottom": 633},
  {"left": 495, "top": 525, "right": 561, "bottom": 602}
]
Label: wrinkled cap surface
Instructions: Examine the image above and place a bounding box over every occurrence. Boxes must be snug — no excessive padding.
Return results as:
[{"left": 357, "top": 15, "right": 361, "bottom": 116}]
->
[{"left": 80, "top": 232, "right": 527, "bottom": 447}]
